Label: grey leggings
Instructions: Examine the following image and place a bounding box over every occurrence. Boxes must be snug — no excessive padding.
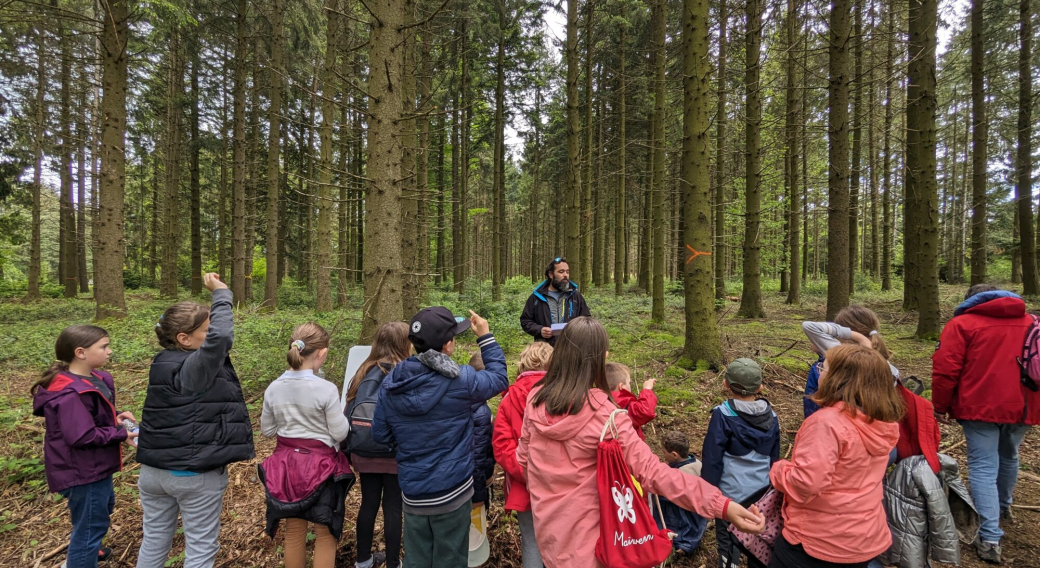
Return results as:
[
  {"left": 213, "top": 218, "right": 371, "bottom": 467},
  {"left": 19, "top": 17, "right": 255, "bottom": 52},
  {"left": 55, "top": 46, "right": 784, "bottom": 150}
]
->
[
  {"left": 135, "top": 465, "right": 229, "bottom": 568},
  {"left": 516, "top": 510, "right": 543, "bottom": 568}
]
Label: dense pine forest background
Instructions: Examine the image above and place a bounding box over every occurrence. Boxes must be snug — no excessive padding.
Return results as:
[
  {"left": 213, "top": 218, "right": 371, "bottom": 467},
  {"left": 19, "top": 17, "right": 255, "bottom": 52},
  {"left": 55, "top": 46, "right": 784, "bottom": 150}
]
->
[{"left": 2, "top": 1, "right": 1040, "bottom": 565}]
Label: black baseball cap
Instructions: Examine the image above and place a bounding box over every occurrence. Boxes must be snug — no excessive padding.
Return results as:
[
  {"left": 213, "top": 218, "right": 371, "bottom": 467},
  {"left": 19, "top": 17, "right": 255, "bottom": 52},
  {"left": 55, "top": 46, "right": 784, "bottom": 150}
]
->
[{"left": 409, "top": 307, "right": 471, "bottom": 353}]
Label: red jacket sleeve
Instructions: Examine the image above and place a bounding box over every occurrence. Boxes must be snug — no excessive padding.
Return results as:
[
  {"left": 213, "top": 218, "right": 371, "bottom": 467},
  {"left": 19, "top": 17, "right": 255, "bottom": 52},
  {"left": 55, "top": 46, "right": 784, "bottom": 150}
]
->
[
  {"left": 492, "top": 386, "right": 526, "bottom": 481},
  {"left": 625, "top": 390, "right": 658, "bottom": 429},
  {"left": 931, "top": 319, "right": 967, "bottom": 416}
]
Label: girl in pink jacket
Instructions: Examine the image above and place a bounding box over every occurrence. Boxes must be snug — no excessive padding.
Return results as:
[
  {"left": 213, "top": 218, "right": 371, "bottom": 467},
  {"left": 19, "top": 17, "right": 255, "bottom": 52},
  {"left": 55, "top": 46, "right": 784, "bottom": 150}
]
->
[
  {"left": 517, "top": 317, "right": 765, "bottom": 568},
  {"left": 769, "top": 344, "right": 904, "bottom": 568}
]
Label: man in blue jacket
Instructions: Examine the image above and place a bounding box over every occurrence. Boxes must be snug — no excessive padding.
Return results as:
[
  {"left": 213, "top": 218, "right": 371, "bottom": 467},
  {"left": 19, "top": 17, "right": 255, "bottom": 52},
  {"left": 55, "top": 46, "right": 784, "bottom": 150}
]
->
[{"left": 373, "top": 307, "right": 508, "bottom": 568}]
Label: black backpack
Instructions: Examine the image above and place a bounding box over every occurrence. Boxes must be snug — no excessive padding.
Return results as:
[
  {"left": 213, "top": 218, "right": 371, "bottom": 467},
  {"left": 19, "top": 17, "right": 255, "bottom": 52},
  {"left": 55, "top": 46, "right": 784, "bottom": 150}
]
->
[{"left": 344, "top": 364, "right": 397, "bottom": 458}]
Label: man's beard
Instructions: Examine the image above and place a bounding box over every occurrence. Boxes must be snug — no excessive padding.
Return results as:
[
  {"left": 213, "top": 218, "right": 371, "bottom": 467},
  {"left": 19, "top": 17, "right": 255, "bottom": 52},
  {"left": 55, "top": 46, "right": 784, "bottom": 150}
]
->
[{"left": 552, "top": 276, "right": 570, "bottom": 291}]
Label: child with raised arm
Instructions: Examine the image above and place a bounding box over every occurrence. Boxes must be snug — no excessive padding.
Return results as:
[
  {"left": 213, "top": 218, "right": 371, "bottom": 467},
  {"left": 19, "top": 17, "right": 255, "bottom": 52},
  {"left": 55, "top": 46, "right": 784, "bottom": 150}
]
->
[{"left": 606, "top": 362, "right": 657, "bottom": 440}]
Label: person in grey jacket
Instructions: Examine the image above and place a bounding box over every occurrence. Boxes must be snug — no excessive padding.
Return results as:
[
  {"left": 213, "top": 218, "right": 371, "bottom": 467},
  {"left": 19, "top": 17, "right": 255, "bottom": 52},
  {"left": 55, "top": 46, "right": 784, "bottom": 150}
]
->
[{"left": 880, "top": 454, "right": 980, "bottom": 568}]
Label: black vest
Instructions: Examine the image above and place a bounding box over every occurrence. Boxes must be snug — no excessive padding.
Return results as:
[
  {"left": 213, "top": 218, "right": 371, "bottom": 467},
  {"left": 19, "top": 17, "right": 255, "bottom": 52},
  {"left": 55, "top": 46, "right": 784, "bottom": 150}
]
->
[{"left": 136, "top": 349, "right": 255, "bottom": 472}]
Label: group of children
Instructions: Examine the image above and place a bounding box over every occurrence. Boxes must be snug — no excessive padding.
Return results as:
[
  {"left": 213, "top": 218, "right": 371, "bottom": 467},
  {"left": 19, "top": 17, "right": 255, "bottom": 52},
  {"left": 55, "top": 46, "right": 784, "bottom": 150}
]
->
[{"left": 33, "top": 270, "right": 947, "bottom": 568}]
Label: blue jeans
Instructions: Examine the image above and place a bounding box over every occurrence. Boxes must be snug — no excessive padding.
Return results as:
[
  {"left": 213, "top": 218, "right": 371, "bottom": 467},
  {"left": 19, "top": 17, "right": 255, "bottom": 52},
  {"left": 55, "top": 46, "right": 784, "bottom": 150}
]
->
[
  {"left": 959, "top": 420, "right": 1031, "bottom": 543},
  {"left": 59, "top": 476, "right": 115, "bottom": 568}
]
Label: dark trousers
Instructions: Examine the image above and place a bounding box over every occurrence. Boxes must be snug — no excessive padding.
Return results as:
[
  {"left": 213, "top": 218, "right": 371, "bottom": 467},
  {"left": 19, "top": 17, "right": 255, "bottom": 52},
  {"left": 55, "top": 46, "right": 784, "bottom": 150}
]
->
[
  {"left": 356, "top": 473, "right": 403, "bottom": 568},
  {"left": 402, "top": 500, "right": 470, "bottom": 568},
  {"left": 767, "top": 535, "right": 871, "bottom": 568},
  {"left": 59, "top": 475, "right": 115, "bottom": 568},
  {"left": 716, "top": 519, "right": 765, "bottom": 568}
]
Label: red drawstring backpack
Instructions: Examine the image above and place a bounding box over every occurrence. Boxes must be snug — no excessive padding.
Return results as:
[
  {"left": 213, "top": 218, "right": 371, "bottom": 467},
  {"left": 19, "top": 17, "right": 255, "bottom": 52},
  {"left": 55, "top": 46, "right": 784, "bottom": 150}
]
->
[{"left": 594, "top": 409, "right": 673, "bottom": 568}]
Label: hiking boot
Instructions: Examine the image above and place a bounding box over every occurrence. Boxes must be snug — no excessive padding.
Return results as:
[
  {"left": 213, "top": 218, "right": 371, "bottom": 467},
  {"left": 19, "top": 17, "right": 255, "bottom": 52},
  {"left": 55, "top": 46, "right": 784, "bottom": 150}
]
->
[
  {"left": 1001, "top": 507, "right": 1014, "bottom": 522},
  {"left": 974, "top": 539, "right": 1002, "bottom": 564}
]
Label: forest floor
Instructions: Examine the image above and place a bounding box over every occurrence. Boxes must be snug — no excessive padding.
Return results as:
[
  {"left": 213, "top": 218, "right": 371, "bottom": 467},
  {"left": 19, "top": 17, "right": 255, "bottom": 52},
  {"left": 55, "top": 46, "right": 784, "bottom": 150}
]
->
[{"left": 0, "top": 277, "right": 1037, "bottom": 568}]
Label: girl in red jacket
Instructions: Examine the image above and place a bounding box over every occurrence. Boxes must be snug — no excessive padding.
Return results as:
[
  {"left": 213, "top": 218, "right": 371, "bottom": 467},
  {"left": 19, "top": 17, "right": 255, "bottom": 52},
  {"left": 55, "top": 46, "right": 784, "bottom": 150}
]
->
[
  {"left": 492, "top": 341, "right": 553, "bottom": 568},
  {"left": 769, "top": 345, "right": 905, "bottom": 568}
]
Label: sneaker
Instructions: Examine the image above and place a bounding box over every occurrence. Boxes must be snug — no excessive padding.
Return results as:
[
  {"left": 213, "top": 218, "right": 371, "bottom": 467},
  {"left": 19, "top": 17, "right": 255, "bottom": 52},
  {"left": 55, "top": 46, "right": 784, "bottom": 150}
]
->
[
  {"left": 1001, "top": 507, "right": 1014, "bottom": 522},
  {"left": 371, "top": 551, "right": 386, "bottom": 568},
  {"left": 61, "top": 548, "right": 112, "bottom": 568},
  {"left": 974, "top": 539, "right": 1002, "bottom": 564}
]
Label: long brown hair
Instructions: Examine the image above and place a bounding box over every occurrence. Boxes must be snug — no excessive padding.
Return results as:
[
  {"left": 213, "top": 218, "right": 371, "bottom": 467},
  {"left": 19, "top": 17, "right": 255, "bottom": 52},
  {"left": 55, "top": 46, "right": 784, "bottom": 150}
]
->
[
  {"left": 347, "top": 321, "right": 411, "bottom": 402},
  {"left": 812, "top": 344, "right": 905, "bottom": 423},
  {"left": 834, "top": 304, "right": 891, "bottom": 360},
  {"left": 287, "top": 323, "right": 331, "bottom": 370},
  {"left": 32, "top": 325, "right": 109, "bottom": 395},
  {"left": 532, "top": 317, "right": 611, "bottom": 416},
  {"left": 155, "top": 301, "right": 210, "bottom": 350}
]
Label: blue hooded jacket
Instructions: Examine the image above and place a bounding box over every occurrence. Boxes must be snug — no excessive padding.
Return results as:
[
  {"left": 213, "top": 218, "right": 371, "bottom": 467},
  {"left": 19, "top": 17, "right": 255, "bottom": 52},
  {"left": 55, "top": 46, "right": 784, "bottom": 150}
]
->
[
  {"left": 701, "top": 399, "right": 781, "bottom": 503},
  {"left": 372, "top": 333, "right": 507, "bottom": 510},
  {"left": 804, "top": 356, "right": 824, "bottom": 418},
  {"left": 653, "top": 456, "right": 709, "bottom": 553}
]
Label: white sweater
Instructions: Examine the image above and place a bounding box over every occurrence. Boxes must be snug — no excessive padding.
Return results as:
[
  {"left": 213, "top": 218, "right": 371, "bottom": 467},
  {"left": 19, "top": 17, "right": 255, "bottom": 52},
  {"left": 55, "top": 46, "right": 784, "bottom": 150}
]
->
[{"left": 260, "top": 369, "right": 349, "bottom": 448}]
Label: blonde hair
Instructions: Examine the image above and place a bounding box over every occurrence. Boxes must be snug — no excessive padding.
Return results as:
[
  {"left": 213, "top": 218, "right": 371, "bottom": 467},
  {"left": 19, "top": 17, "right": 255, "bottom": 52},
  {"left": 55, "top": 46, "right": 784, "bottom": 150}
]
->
[
  {"left": 605, "top": 362, "right": 631, "bottom": 391},
  {"left": 518, "top": 342, "right": 553, "bottom": 374},
  {"left": 347, "top": 322, "right": 411, "bottom": 402},
  {"left": 835, "top": 305, "right": 891, "bottom": 360},
  {"left": 287, "top": 323, "right": 331, "bottom": 370}
]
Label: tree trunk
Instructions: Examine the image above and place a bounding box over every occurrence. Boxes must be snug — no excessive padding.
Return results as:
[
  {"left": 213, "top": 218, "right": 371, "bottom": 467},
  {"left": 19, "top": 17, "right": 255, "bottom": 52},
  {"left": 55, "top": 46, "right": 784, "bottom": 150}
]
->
[
  {"left": 969, "top": 0, "right": 987, "bottom": 285},
  {"left": 190, "top": 38, "right": 202, "bottom": 295},
  {"left": 738, "top": 0, "right": 765, "bottom": 318},
  {"left": 682, "top": 0, "right": 723, "bottom": 365},
  {"left": 400, "top": 0, "right": 419, "bottom": 315},
  {"left": 532, "top": 85, "right": 544, "bottom": 284},
  {"left": 27, "top": 26, "right": 46, "bottom": 301},
  {"left": 218, "top": 49, "right": 229, "bottom": 281},
  {"left": 868, "top": 36, "right": 879, "bottom": 278},
  {"left": 417, "top": 18, "right": 432, "bottom": 296},
  {"left": 908, "top": 0, "right": 940, "bottom": 337},
  {"left": 454, "top": 21, "right": 470, "bottom": 292},
  {"left": 263, "top": 0, "right": 284, "bottom": 307},
  {"left": 615, "top": 24, "right": 627, "bottom": 295},
  {"left": 785, "top": 0, "right": 801, "bottom": 304},
  {"left": 651, "top": 0, "right": 666, "bottom": 321},
  {"left": 59, "top": 16, "right": 78, "bottom": 297},
  {"left": 316, "top": 0, "right": 340, "bottom": 311},
  {"left": 848, "top": 0, "right": 862, "bottom": 298},
  {"left": 826, "top": 0, "right": 851, "bottom": 320},
  {"left": 77, "top": 111, "right": 89, "bottom": 292},
  {"left": 160, "top": 28, "right": 183, "bottom": 298},
  {"left": 1017, "top": 0, "right": 1037, "bottom": 294},
  {"left": 881, "top": 1, "right": 894, "bottom": 291},
  {"left": 231, "top": 0, "right": 248, "bottom": 304},
  {"left": 565, "top": 0, "right": 582, "bottom": 285},
  {"left": 714, "top": 0, "right": 728, "bottom": 300},
  {"left": 360, "top": 0, "right": 406, "bottom": 340},
  {"left": 95, "top": 0, "right": 129, "bottom": 319},
  {"left": 492, "top": 4, "right": 506, "bottom": 301},
  {"left": 451, "top": 72, "right": 461, "bottom": 288},
  {"left": 582, "top": 3, "right": 594, "bottom": 291}
]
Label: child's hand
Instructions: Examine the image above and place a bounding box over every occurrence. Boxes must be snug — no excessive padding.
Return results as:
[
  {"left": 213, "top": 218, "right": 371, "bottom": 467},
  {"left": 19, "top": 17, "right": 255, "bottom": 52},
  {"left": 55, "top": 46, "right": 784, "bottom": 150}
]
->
[
  {"left": 203, "top": 273, "right": 228, "bottom": 292},
  {"left": 124, "top": 431, "right": 139, "bottom": 445},
  {"left": 642, "top": 378, "right": 656, "bottom": 391},
  {"left": 849, "top": 331, "right": 873, "bottom": 348},
  {"left": 726, "top": 503, "right": 766, "bottom": 534},
  {"left": 469, "top": 310, "right": 490, "bottom": 337},
  {"left": 117, "top": 411, "right": 136, "bottom": 423}
]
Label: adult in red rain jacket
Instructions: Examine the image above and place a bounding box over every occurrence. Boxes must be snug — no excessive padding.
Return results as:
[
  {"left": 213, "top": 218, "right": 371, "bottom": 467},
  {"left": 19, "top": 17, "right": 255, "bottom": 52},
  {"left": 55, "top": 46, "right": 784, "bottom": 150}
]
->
[{"left": 932, "top": 284, "right": 1039, "bottom": 562}]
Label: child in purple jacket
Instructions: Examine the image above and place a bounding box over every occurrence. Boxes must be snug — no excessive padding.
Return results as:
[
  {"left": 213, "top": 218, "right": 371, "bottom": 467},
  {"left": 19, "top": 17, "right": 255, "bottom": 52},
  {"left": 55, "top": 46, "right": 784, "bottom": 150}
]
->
[{"left": 32, "top": 325, "right": 137, "bottom": 568}]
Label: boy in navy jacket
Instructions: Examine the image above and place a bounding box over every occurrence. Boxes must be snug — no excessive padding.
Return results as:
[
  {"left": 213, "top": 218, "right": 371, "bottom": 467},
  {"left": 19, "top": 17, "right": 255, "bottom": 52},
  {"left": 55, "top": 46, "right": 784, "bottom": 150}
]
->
[
  {"left": 701, "top": 358, "right": 780, "bottom": 568},
  {"left": 653, "top": 431, "right": 708, "bottom": 554},
  {"left": 373, "top": 307, "right": 508, "bottom": 568}
]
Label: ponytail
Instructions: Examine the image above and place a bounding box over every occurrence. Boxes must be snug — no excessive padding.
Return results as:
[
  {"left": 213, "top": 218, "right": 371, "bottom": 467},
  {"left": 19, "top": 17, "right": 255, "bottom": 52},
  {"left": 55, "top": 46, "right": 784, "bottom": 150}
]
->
[
  {"left": 286, "top": 323, "right": 331, "bottom": 370},
  {"left": 31, "top": 325, "right": 109, "bottom": 395},
  {"left": 835, "top": 305, "right": 892, "bottom": 361}
]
